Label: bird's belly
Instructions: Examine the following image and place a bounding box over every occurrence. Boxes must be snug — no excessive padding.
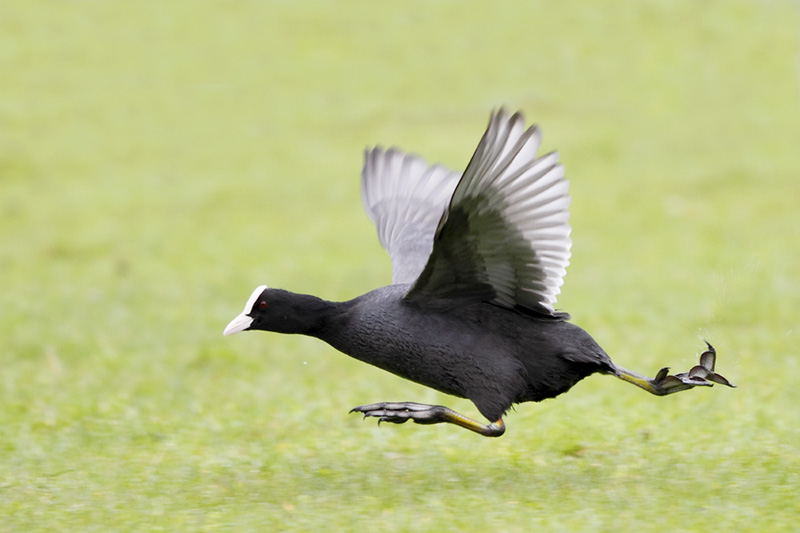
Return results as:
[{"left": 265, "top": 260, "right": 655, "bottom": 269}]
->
[
  {"left": 327, "top": 315, "right": 522, "bottom": 401},
  {"left": 347, "top": 340, "right": 467, "bottom": 397}
]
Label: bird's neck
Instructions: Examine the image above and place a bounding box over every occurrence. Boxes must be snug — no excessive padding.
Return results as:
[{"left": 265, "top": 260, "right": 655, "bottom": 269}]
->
[{"left": 273, "top": 290, "right": 352, "bottom": 337}]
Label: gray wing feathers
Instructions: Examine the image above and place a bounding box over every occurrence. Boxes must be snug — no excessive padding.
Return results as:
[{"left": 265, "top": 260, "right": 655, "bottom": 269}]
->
[
  {"left": 407, "top": 110, "right": 572, "bottom": 314},
  {"left": 361, "top": 147, "right": 461, "bottom": 284}
]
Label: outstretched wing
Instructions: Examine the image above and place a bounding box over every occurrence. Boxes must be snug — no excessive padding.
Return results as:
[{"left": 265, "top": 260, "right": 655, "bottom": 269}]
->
[
  {"left": 361, "top": 147, "right": 461, "bottom": 284},
  {"left": 405, "top": 109, "right": 572, "bottom": 316}
]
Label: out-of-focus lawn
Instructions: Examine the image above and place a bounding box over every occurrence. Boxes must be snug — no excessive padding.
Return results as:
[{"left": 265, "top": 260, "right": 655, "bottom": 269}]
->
[{"left": 1, "top": 1, "right": 798, "bottom": 530}]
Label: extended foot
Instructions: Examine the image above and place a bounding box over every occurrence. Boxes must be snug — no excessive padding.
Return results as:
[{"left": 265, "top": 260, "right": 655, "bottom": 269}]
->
[
  {"left": 654, "top": 341, "right": 736, "bottom": 393},
  {"left": 616, "top": 341, "right": 736, "bottom": 396},
  {"left": 350, "top": 402, "right": 505, "bottom": 437}
]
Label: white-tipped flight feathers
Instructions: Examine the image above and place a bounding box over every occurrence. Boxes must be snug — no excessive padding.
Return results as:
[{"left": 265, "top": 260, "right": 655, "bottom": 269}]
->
[{"left": 361, "top": 109, "right": 572, "bottom": 316}]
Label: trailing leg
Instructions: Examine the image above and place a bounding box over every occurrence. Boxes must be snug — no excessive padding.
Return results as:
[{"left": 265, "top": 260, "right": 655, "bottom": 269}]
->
[{"left": 612, "top": 341, "right": 735, "bottom": 396}]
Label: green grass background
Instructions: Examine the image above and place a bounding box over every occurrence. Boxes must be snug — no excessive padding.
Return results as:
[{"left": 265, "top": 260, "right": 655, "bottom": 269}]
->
[{"left": 2, "top": 1, "right": 799, "bottom": 530}]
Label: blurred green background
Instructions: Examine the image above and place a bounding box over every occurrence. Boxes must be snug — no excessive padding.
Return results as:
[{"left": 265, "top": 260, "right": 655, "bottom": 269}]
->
[{"left": 2, "top": 1, "right": 799, "bottom": 530}]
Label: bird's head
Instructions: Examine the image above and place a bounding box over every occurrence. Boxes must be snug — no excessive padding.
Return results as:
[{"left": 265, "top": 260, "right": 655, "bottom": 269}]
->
[
  {"left": 223, "top": 285, "right": 328, "bottom": 336},
  {"left": 223, "top": 285, "right": 269, "bottom": 336}
]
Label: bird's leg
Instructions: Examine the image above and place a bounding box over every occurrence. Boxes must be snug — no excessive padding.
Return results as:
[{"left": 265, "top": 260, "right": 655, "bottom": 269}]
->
[
  {"left": 612, "top": 341, "right": 735, "bottom": 396},
  {"left": 350, "top": 402, "right": 506, "bottom": 437}
]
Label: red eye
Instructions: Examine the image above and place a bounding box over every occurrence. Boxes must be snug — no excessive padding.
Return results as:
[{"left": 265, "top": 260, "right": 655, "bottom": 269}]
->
[{"left": 259, "top": 301, "right": 267, "bottom": 310}]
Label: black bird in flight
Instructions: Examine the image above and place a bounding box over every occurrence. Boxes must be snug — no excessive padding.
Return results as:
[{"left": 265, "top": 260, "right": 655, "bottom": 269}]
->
[{"left": 224, "top": 109, "right": 734, "bottom": 437}]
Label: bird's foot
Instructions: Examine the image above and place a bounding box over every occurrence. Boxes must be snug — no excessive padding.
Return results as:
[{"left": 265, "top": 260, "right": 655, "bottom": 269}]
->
[
  {"left": 350, "top": 402, "right": 505, "bottom": 437},
  {"left": 350, "top": 402, "right": 445, "bottom": 425},
  {"left": 616, "top": 341, "right": 735, "bottom": 396},
  {"left": 651, "top": 342, "right": 736, "bottom": 394}
]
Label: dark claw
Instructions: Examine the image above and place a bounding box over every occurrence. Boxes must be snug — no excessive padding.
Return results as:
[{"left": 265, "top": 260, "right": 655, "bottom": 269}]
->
[
  {"left": 693, "top": 341, "right": 735, "bottom": 388},
  {"left": 699, "top": 340, "right": 716, "bottom": 371},
  {"left": 655, "top": 367, "right": 671, "bottom": 382},
  {"left": 706, "top": 372, "right": 734, "bottom": 387}
]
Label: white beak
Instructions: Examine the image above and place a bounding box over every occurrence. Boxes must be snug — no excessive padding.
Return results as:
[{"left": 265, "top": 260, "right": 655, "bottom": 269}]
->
[
  {"left": 223, "top": 285, "right": 267, "bottom": 336},
  {"left": 223, "top": 312, "right": 253, "bottom": 336}
]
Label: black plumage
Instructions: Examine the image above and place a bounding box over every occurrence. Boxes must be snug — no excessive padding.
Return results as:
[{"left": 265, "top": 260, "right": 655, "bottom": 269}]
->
[{"left": 224, "top": 110, "right": 733, "bottom": 437}]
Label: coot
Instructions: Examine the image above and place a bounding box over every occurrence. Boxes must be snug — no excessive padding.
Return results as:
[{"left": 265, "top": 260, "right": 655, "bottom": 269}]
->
[{"left": 224, "top": 109, "right": 734, "bottom": 437}]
